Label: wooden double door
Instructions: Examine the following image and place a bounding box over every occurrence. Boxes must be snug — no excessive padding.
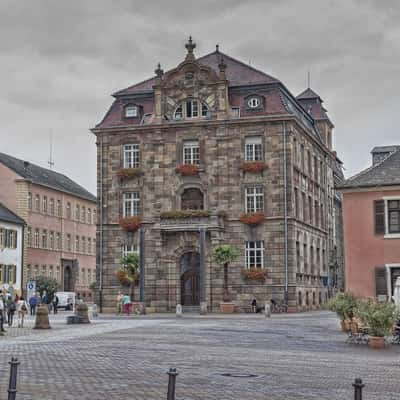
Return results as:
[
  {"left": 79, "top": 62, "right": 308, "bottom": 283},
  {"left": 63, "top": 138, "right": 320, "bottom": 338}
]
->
[{"left": 180, "top": 252, "right": 200, "bottom": 306}]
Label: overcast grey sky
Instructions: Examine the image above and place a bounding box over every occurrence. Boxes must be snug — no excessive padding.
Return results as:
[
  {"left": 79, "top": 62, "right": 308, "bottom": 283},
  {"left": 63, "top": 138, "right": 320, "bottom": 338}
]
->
[{"left": 0, "top": 0, "right": 398, "bottom": 194}]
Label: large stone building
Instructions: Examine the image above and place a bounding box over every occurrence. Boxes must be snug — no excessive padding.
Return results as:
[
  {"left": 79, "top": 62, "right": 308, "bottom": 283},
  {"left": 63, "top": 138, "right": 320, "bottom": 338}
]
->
[
  {"left": 340, "top": 145, "right": 400, "bottom": 300},
  {"left": 0, "top": 152, "right": 97, "bottom": 299},
  {"left": 93, "top": 38, "right": 343, "bottom": 312}
]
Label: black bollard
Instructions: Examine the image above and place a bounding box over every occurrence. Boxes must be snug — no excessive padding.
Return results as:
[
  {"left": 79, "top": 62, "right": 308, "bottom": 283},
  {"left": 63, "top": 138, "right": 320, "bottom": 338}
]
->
[
  {"left": 8, "top": 357, "right": 19, "bottom": 400},
  {"left": 167, "top": 368, "right": 178, "bottom": 400},
  {"left": 353, "top": 378, "right": 364, "bottom": 400}
]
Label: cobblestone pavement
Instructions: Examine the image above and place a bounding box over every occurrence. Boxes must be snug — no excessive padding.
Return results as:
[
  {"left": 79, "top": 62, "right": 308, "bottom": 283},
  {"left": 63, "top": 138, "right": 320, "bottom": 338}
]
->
[{"left": 0, "top": 311, "right": 399, "bottom": 400}]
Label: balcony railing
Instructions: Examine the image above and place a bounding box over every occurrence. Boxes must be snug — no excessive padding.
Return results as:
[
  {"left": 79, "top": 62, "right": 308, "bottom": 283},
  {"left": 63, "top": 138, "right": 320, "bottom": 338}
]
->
[{"left": 159, "top": 210, "right": 224, "bottom": 232}]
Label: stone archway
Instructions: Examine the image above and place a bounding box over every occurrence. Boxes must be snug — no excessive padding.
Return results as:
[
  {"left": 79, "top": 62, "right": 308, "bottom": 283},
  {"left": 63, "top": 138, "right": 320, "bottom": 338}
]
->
[{"left": 180, "top": 252, "right": 200, "bottom": 306}]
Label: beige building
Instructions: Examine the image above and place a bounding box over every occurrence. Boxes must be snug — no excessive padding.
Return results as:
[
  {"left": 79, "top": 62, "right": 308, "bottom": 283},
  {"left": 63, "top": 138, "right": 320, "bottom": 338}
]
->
[
  {"left": 0, "top": 152, "right": 97, "bottom": 299},
  {"left": 93, "top": 38, "right": 343, "bottom": 312}
]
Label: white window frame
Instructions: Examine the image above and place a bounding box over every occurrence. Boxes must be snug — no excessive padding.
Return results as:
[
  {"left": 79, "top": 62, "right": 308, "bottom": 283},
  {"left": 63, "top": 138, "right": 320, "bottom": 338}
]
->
[
  {"left": 383, "top": 197, "right": 400, "bottom": 238},
  {"left": 42, "top": 196, "right": 48, "bottom": 214},
  {"left": 125, "top": 105, "right": 138, "bottom": 118},
  {"left": 123, "top": 192, "right": 140, "bottom": 217},
  {"left": 245, "top": 241, "right": 264, "bottom": 269},
  {"left": 245, "top": 137, "right": 263, "bottom": 161},
  {"left": 247, "top": 97, "right": 261, "bottom": 109},
  {"left": 34, "top": 194, "right": 40, "bottom": 211},
  {"left": 49, "top": 198, "right": 55, "bottom": 216},
  {"left": 42, "top": 229, "right": 47, "bottom": 249},
  {"left": 245, "top": 186, "right": 264, "bottom": 213},
  {"left": 123, "top": 144, "right": 140, "bottom": 168},
  {"left": 49, "top": 231, "right": 54, "bottom": 250},
  {"left": 122, "top": 244, "right": 139, "bottom": 258},
  {"left": 183, "top": 140, "right": 200, "bottom": 165},
  {"left": 174, "top": 100, "right": 208, "bottom": 120},
  {"left": 231, "top": 107, "right": 240, "bottom": 118},
  {"left": 34, "top": 229, "right": 39, "bottom": 248}
]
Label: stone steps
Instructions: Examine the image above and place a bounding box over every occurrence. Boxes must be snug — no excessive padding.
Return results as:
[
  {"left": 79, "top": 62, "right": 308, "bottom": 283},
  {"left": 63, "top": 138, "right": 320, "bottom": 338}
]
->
[{"left": 182, "top": 306, "right": 200, "bottom": 313}]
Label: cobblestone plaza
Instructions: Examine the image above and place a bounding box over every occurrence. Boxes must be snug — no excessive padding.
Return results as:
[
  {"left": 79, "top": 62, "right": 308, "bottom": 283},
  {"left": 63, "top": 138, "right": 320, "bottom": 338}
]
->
[{"left": 0, "top": 312, "right": 398, "bottom": 400}]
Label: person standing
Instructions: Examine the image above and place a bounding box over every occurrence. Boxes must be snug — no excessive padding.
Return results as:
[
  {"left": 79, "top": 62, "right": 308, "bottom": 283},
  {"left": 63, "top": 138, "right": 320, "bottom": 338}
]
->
[
  {"left": 16, "top": 296, "right": 28, "bottom": 328},
  {"left": 52, "top": 294, "right": 59, "bottom": 314},
  {"left": 29, "top": 294, "right": 38, "bottom": 316},
  {"left": 0, "top": 291, "right": 5, "bottom": 332},
  {"left": 7, "top": 297, "right": 16, "bottom": 327},
  {"left": 122, "top": 294, "right": 132, "bottom": 316},
  {"left": 116, "top": 291, "right": 123, "bottom": 315}
]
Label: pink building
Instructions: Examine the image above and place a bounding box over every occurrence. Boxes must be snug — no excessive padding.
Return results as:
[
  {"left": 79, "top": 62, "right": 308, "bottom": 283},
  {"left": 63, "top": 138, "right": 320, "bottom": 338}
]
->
[
  {"left": 0, "top": 152, "right": 97, "bottom": 299},
  {"left": 341, "top": 146, "right": 400, "bottom": 300}
]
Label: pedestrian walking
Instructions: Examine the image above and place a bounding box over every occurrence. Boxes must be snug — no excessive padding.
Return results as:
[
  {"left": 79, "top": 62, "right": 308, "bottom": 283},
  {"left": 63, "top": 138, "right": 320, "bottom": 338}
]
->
[
  {"left": 251, "top": 298, "right": 257, "bottom": 313},
  {"left": 16, "top": 296, "right": 28, "bottom": 328},
  {"left": 116, "top": 291, "right": 123, "bottom": 315},
  {"left": 123, "top": 294, "right": 132, "bottom": 316},
  {"left": 7, "top": 297, "right": 16, "bottom": 327},
  {"left": 29, "top": 294, "right": 38, "bottom": 316},
  {"left": 52, "top": 294, "right": 59, "bottom": 314},
  {"left": 0, "top": 291, "right": 6, "bottom": 332}
]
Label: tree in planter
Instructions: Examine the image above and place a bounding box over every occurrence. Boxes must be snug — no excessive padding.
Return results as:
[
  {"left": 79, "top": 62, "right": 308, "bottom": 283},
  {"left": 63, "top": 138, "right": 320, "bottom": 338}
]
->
[
  {"left": 35, "top": 275, "right": 60, "bottom": 303},
  {"left": 118, "top": 253, "right": 140, "bottom": 301},
  {"left": 328, "top": 292, "right": 358, "bottom": 331},
  {"left": 212, "top": 245, "right": 240, "bottom": 302}
]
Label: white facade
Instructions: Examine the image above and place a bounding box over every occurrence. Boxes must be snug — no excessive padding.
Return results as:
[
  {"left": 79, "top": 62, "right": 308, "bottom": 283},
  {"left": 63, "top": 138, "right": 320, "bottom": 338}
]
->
[{"left": 0, "top": 220, "right": 24, "bottom": 291}]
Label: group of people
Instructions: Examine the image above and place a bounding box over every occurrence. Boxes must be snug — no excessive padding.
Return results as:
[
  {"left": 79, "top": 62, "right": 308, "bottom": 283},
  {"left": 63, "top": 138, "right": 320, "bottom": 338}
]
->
[
  {"left": 116, "top": 292, "right": 134, "bottom": 316},
  {"left": 0, "top": 289, "right": 29, "bottom": 330},
  {"left": 28, "top": 291, "right": 59, "bottom": 316}
]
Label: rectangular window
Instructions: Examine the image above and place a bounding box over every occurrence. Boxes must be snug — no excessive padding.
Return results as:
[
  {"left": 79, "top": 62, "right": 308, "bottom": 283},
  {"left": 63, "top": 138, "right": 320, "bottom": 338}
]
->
[
  {"left": 122, "top": 244, "right": 139, "bottom": 258},
  {"left": 317, "top": 247, "right": 321, "bottom": 274},
  {"left": 123, "top": 192, "right": 140, "bottom": 217},
  {"left": 34, "top": 228, "right": 39, "bottom": 248},
  {"left": 231, "top": 107, "right": 240, "bottom": 118},
  {"left": 81, "top": 206, "right": 86, "bottom": 223},
  {"left": 388, "top": 200, "right": 400, "bottom": 234},
  {"left": 245, "top": 186, "right": 264, "bottom": 213},
  {"left": 66, "top": 202, "right": 71, "bottom": 219},
  {"left": 183, "top": 140, "right": 200, "bottom": 165},
  {"left": 93, "top": 209, "right": 97, "bottom": 224},
  {"left": 66, "top": 234, "right": 71, "bottom": 252},
  {"left": 57, "top": 200, "right": 62, "bottom": 217},
  {"left": 42, "top": 229, "right": 47, "bottom": 249},
  {"left": 322, "top": 249, "right": 326, "bottom": 272},
  {"left": 245, "top": 137, "right": 263, "bottom": 161},
  {"left": 56, "top": 232, "right": 62, "bottom": 250},
  {"left": 75, "top": 205, "right": 80, "bottom": 221},
  {"left": 245, "top": 241, "right": 264, "bottom": 269},
  {"left": 186, "top": 100, "right": 198, "bottom": 118},
  {"left": 88, "top": 208, "right": 92, "bottom": 224},
  {"left": 49, "top": 231, "right": 54, "bottom": 250},
  {"left": 49, "top": 198, "right": 55, "bottom": 216},
  {"left": 82, "top": 237, "right": 86, "bottom": 254},
  {"left": 28, "top": 192, "right": 32, "bottom": 210},
  {"left": 123, "top": 144, "right": 140, "bottom": 168},
  {"left": 27, "top": 227, "right": 32, "bottom": 247},
  {"left": 35, "top": 194, "right": 40, "bottom": 211},
  {"left": 43, "top": 196, "right": 48, "bottom": 214},
  {"left": 125, "top": 105, "right": 138, "bottom": 118},
  {"left": 75, "top": 236, "right": 80, "bottom": 252}
]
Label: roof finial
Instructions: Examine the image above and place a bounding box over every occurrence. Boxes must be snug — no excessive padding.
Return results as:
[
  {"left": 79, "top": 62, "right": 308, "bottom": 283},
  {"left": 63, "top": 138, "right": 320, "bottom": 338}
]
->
[
  {"left": 216, "top": 44, "right": 219, "bottom": 53},
  {"left": 307, "top": 70, "right": 311, "bottom": 88},
  {"left": 185, "top": 36, "right": 196, "bottom": 60},
  {"left": 155, "top": 62, "right": 164, "bottom": 79}
]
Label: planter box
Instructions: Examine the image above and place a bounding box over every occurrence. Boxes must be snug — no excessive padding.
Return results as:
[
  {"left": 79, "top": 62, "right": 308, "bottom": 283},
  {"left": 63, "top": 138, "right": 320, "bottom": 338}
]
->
[
  {"left": 220, "top": 302, "right": 235, "bottom": 314},
  {"left": 368, "top": 336, "right": 385, "bottom": 349}
]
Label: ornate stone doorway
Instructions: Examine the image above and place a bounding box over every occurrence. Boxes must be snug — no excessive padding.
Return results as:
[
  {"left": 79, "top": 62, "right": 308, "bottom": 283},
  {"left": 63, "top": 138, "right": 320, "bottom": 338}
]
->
[
  {"left": 63, "top": 265, "right": 73, "bottom": 292},
  {"left": 180, "top": 252, "right": 200, "bottom": 306}
]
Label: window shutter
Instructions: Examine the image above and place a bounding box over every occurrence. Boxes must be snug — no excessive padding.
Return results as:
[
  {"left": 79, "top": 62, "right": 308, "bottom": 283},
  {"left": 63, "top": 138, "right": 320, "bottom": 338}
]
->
[
  {"left": 375, "top": 267, "right": 387, "bottom": 299},
  {"left": 374, "top": 200, "right": 385, "bottom": 235}
]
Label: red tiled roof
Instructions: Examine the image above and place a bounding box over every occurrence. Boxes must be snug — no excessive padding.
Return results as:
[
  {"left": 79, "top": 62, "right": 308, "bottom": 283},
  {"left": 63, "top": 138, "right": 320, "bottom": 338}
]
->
[{"left": 114, "top": 51, "right": 279, "bottom": 96}]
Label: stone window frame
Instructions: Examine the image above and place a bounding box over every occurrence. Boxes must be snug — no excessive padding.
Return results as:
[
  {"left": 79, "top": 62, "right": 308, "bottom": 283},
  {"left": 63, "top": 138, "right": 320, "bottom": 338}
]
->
[
  {"left": 241, "top": 132, "right": 265, "bottom": 162},
  {"left": 245, "top": 240, "right": 265, "bottom": 269},
  {"left": 182, "top": 139, "right": 200, "bottom": 165},
  {"left": 122, "top": 143, "right": 140, "bottom": 169},
  {"left": 122, "top": 191, "right": 141, "bottom": 217},
  {"left": 244, "top": 185, "right": 264, "bottom": 214}
]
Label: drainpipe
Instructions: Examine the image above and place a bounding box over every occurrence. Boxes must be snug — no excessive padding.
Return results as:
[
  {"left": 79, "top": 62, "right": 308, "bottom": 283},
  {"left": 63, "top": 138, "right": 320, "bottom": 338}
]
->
[
  {"left": 99, "top": 134, "right": 104, "bottom": 313},
  {"left": 283, "top": 121, "right": 289, "bottom": 303}
]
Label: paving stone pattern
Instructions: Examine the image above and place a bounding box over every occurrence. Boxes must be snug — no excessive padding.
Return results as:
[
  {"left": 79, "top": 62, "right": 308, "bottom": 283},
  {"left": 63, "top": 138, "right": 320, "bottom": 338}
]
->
[{"left": 0, "top": 311, "right": 399, "bottom": 400}]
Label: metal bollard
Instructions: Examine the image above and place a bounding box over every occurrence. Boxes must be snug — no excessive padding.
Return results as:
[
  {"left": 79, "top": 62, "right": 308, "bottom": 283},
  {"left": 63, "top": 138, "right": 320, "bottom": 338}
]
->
[
  {"left": 353, "top": 378, "right": 364, "bottom": 400},
  {"left": 167, "top": 368, "right": 178, "bottom": 400},
  {"left": 8, "top": 357, "right": 19, "bottom": 400}
]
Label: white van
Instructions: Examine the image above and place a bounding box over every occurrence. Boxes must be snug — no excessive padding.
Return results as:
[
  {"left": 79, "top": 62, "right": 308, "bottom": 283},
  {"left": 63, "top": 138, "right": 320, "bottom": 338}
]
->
[{"left": 55, "top": 292, "right": 75, "bottom": 311}]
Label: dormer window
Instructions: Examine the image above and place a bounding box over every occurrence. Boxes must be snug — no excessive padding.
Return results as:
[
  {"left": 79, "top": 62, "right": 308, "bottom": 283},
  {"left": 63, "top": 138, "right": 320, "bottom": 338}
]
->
[
  {"left": 124, "top": 105, "right": 138, "bottom": 118},
  {"left": 248, "top": 97, "right": 260, "bottom": 109},
  {"left": 174, "top": 99, "right": 209, "bottom": 120}
]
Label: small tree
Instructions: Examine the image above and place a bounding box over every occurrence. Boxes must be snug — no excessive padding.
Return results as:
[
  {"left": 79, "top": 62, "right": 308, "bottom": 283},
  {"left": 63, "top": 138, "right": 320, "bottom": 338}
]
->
[
  {"left": 213, "top": 245, "right": 240, "bottom": 302},
  {"left": 119, "top": 253, "right": 140, "bottom": 300},
  {"left": 35, "top": 275, "right": 60, "bottom": 302}
]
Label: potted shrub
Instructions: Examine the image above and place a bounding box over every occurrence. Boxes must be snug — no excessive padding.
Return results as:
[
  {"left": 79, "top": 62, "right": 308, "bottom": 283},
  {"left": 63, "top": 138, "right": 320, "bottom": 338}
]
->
[
  {"left": 328, "top": 292, "right": 358, "bottom": 332},
  {"left": 117, "top": 168, "right": 142, "bottom": 180},
  {"left": 119, "top": 216, "right": 142, "bottom": 231},
  {"left": 240, "top": 161, "right": 267, "bottom": 173},
  {"left": 239, "top": 212, "right": 265, "bottom": 226},
  {"left": 117, "top": 253, "right": 140, "bottom": 301},
  {"left": 175, "top": 164, "right": 199, "bottom": 176},
  {"left": 213, "top": 245, "right": 240, "bottom": 313},
  {"left": 242, "top": 268, "right": 267, "bottom": 283},
  {"left": 356, "top": 300, "right": 398, "bottom": 349}
]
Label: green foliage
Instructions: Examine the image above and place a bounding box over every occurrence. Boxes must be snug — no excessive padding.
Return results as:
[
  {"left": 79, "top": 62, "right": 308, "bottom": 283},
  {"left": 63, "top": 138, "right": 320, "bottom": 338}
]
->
[
  {"left": 328, "top": 292, "right": 358, "bottom": 320},
  {"left": 120, "top": 253, "right": 140, "bottom": 281},
  {"left": 356, "top": 300, "right": 398, "bottom": 337},
  {"left": 212, "top": 245, "right": 240, "bottom": 266},
  {"left": 35, "top": 275, "right": 60, "bottom": 301},
  {"left": 89, "top": 281, "right": 97, "bottom": 291}
]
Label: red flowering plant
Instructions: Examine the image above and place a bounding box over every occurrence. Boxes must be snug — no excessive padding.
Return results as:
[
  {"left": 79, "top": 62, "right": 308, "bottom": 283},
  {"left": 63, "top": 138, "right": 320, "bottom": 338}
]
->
[
  {"left": 115, "top": 270, "right": 133, "bottom": 287},
  {"left": 119, "top": 216, "right": 142, "bottom": 232},
  {"left": 239, "top": 212, "right": 265, "bottom": 226},
  {"left": 117, "top": 168, "right": 142, "bottom": 180},
  {"left": 242, "top": 268, "right": 267, "bottom": 282},
  {"left": 175, "top": 164, "right": 199, "bottom": 176},
  {"left": 240, "top": 161, "right": 267, "bottom": 173}
]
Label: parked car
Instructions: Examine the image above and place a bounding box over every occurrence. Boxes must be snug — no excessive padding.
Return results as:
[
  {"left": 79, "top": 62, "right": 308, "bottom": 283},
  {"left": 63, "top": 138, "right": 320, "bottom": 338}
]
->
[{"left": 55, "top": 292, "right": 75, "bottom": 310}]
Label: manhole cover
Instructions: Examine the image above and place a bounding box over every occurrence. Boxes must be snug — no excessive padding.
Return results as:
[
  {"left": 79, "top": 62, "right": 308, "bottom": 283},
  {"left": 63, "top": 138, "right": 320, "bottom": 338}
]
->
[{"left": 220, "top": 373, "right": 258, "bottom": 378}]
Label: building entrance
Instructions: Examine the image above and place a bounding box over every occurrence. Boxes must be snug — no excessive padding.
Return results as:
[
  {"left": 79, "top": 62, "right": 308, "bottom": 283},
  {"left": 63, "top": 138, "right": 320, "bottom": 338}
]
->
[{"left": 180, "top": 252, "right": 200, "bottom": 306}]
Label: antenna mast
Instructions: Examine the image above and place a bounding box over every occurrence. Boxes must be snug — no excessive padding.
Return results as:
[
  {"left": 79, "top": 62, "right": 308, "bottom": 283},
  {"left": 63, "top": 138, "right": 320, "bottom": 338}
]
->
[{"left": 48, "top": 131, "right": 54, "bottom": 169}]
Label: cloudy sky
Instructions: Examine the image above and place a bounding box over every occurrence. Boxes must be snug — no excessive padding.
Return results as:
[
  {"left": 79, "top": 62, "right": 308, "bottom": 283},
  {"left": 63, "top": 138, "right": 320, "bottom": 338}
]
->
[{"left": 0, "top": 0, "right": 398, "bottom": 194}]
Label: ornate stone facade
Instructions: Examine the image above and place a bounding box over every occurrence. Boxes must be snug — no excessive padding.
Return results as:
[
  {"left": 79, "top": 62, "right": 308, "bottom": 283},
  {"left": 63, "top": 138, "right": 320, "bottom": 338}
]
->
[{"left": 93, "top": 39, "right": 344, "bottom": 312}]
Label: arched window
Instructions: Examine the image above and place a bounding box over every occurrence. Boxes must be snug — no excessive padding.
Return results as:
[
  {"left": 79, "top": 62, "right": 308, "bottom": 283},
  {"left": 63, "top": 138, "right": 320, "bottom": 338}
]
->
[
  {"left": 174, "top": 99, "right": 208, "bottom": 120},
  {"left": 181, "top": 188, "right": 204, "bottom": 210}
]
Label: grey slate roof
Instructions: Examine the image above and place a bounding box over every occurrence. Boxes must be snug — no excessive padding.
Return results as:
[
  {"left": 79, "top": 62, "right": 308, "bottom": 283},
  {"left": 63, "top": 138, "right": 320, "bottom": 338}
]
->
[
  {"left": 0, "top": 152, "right": 96, "bottom": 203},
  {"left": 340, "top": 147, "right": 400, "bottom": 189},
  {"left": 0, "top": 203, "right": 25, "bottom": 225},
  {"left": 371, "top": 145, "right": 400, "bottom": 154}
]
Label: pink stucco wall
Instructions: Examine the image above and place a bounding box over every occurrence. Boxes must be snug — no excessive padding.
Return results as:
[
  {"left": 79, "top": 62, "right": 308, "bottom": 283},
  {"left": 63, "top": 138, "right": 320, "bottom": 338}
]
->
[
  {"left": 0, "top": 163, "right": 19, "bottom": 210},
  {"left": 343, "top": 189, "right": 400, "bottom": 298}
]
